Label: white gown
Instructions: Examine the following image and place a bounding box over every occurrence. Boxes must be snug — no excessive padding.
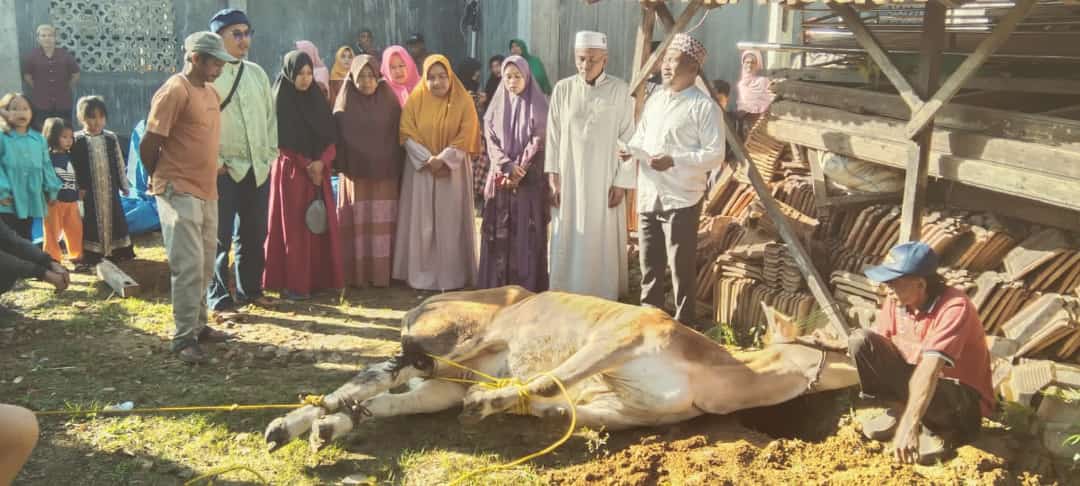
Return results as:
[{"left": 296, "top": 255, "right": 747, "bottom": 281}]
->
[{"left": 545, "top": 73, "right": 636, "bottom": 300}]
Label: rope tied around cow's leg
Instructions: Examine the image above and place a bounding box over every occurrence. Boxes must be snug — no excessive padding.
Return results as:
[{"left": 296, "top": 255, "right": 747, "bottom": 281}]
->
[{"left": 424, "top": 354, "right": 577, "bottom": 485}]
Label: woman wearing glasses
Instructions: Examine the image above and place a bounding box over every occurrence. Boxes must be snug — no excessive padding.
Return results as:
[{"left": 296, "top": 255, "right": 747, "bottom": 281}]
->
[{"left": 206, "top": 8, "right": 279, "bottom": 319}]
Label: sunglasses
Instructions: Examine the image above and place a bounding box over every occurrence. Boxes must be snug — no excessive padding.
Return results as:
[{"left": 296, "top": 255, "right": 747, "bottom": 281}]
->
[{"left": 229, "top": 29, "right": 254, "bottom": 40}]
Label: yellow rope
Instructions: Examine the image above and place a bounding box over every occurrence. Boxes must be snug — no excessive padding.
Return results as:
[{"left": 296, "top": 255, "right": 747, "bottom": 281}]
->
[
  {"left": 427, "top": 354, "right": 577, "bottom": 485},
  {"left": 182, "top": 464, "right": 269, "bottom": 486},
  {"left": 33, "top": 395, "right": 327, "bottom": 417}
]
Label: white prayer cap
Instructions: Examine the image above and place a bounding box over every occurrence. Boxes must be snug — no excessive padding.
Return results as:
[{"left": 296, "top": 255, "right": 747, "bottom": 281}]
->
[{"left": 574, "top": 31, "right": 607, "bottom": 50}]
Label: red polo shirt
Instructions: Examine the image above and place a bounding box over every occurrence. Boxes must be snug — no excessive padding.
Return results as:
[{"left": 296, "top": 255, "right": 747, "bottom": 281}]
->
[
  {"left": 21, "top": 47, "right": 80, "bottom": 111},
  {"left": 874, "top": 286, "right": 996, "bottom": 416}
]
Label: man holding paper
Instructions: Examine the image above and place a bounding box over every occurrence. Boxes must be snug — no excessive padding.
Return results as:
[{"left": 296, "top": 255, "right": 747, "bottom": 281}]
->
[{"left": 621, "top": 33, "right": 724, "bottom": 324}]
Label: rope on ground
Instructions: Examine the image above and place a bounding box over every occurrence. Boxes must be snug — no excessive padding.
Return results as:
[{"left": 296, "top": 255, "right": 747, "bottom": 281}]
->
[
  {"left": 32, "top": 394, "right": 327, "bottom": 417},
  {"left": 182, "top": 464, "right": 269, "bottom": 486},
  {"left": 426, "top": 354, "right": 577, "bottom": 486}
]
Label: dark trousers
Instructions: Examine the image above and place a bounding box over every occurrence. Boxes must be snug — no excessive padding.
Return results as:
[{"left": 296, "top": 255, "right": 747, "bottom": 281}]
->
[
  {"left": 206, "top": 170, "right": 269, "bottom": 311},
  {"left": 0, "top": 272, "right": 16, "bottom": 295},
  {"left": 849, "top": 329, "right": 982, "bottom": 443},
  {"left": 31, "top": 108, "right": 73, "bottom": 132},
  {"left": 639, "top": 200, "right": 702, "bottom": 324},
  {"left": 1, "top": 215, "right": 32, "bottom": 241}
]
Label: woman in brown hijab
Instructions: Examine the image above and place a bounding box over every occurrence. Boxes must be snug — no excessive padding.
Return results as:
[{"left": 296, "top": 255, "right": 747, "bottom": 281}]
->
[{"left": 333, "top": 54, "right": 404, "bottom": 288}]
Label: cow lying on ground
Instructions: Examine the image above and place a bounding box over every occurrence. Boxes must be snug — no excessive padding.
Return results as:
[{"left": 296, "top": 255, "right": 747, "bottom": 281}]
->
[{"left": 264, "top": 286, "right": 858, "bottom": 452}]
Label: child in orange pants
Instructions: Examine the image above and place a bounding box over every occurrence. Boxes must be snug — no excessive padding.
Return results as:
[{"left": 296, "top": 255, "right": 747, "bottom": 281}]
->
[{"left": 41, "top": 117, "right": 82, "bottom": 262}]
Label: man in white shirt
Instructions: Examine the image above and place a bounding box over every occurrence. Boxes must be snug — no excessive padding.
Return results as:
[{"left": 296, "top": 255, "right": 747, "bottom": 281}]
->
[
  {"left": 621, "top": 33, "right": 725, "bottom": 324},
  {"left": 546, "top": 31, "right": 636, "bottom": 301}
]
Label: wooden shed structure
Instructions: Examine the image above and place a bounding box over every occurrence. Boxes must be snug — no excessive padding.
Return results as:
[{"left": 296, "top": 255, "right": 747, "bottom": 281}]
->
[{"left": 592, "top": 0, "right": 1080, "bottom": 359}]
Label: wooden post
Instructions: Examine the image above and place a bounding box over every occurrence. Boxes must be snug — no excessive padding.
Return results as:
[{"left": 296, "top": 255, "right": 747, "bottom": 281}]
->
[
  {"left": 829, "top": 4, "right": 922, "bottom": 112},
  {"left": 899, "top": 1, "right": 946, "bottom": 243},
  {"left": 629, "top": 0, "right": 704, "bottom": 95},
  {"left": 698, "top": 72, "right": 851, "bottom": 339},
  {"left": 654, "top": 2, "right": 677, "bottom": 30},
  {"left": 628, "top": 3, "right": 659, "bottom": 234},
  {"left": 904, "top": 0, "right": 1038, "bottom": 139},
  {"left": 632, "top": 5, "right": 658, "bottom": 119}
]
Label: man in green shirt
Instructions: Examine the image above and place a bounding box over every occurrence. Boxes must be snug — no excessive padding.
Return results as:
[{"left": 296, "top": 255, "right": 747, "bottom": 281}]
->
[{"left": 207, "top": 8, "right": 278, "bottom": 320}]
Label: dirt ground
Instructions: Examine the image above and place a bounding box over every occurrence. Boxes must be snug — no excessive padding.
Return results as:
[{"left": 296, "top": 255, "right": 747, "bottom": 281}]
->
[{"left": 1, "top": 233, "right": 1077, "bottom": 485}]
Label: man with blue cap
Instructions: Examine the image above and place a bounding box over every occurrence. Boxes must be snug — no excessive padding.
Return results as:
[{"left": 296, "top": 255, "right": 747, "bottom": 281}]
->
[
  {"left": 206, "top": 8, "right": 278, "bottom": 321},
  {"left": 806, "top": 241, "right": 994, "bottom": 465}
]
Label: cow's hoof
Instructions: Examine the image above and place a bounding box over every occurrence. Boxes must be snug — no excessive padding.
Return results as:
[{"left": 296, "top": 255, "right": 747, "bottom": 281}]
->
[
  {"left": 264, "top": 418, "right": 292, "bottom": 453},
  {"left": 458, "top": 410, "right": 485, "bottom": 426},
  {"left": 309, "top": 420, "right": 335, "bottom": 453}
]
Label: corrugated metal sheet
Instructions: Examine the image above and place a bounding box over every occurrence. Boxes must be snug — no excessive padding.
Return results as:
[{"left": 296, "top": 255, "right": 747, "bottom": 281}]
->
[
  {"left": 247, "top": 0, "right": 469, "bottom": 79},
  {"left": 478, "top": 0, "right": 774, "bottom": 89},
  {"left": 13, "top": 0, "right": 470, "bottom": 144}
]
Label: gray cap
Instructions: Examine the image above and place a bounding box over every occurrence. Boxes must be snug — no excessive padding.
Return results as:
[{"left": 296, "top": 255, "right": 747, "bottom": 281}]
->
[{"left": 184, "top": 31, "right": 237, "bottom": 62}]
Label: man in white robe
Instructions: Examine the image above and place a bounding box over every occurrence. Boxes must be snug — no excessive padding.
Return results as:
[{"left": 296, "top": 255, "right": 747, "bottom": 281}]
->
[
  {"left": 545, "top": 31, "right": 636, "bottom": 301},
  {"left": 621, "top": 33, "right": 724, "bottom": 324}
]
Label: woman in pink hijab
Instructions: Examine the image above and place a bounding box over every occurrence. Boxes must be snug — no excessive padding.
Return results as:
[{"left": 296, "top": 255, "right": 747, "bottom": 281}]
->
[
  {"left": 380, "top": 45, "right": 420, "bottom": 107},
  {"left": 295, "top": 40, "right": 331, "bottom": 100},
  {"left": 736, "top": 49, "right": 774, "bottom": 137}
]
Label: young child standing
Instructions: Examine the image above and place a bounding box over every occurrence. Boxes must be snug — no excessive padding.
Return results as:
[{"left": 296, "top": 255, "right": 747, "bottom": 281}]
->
[
  {"left": 0, "top": 92, "right": 61, "bottom": 240},
  {"left": 41, "top": 117, "right": 83, "bottom": 262},
  {"left": 71, "top": 95, "right": 133, "bottom": 270}
]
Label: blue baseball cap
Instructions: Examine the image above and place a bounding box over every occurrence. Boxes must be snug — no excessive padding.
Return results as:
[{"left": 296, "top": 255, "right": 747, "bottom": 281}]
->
[
  {"left": 864, "top": 242, "right": 939, "bottom": 283},
  {"left": 210, "top": 8, "right": 250, "bottom": 34}
]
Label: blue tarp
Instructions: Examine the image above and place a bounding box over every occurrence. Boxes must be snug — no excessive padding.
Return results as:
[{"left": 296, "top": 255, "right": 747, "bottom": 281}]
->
[{"left": 123, "top": 120, "right": 160, "bottom": 235}]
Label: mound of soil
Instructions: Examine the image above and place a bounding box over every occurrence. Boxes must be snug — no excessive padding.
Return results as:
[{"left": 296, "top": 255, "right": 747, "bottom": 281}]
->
[{"left": 547, "top": 417, "right": 1050, "bottom": 486}]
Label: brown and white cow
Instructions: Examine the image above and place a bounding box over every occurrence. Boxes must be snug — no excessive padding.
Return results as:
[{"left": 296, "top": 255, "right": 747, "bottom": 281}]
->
[{"left": 264, "top": 286, "right": 858, "bottom": 452}]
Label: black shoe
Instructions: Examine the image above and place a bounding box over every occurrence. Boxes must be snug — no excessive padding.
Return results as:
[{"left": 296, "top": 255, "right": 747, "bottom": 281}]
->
[
  {"left": 176, "top": 344, "right": 209, "bottom": 364},
  {"left": 198, "top": 326, "right": 234, "bottom": 344}
]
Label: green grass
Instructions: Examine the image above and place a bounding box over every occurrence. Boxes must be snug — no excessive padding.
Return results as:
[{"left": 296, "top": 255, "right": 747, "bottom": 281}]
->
[
  {"left": 397, "top": 449, "right": 547, "bottom": 486},
  {"left": 0, "top": 234, "right": 444, "bottom": 485}
]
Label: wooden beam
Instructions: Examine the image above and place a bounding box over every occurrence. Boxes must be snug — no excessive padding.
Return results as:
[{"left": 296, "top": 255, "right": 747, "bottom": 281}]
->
[
  {"left": 96, "top": 260, "right": 139, "bottom": 298},
  {"left": 806, "top": 145, "right": 832, "bottom": 208},
  {"left": 629, "top": 0, "right": 704, "bottom": 96},
  {"left": 698, "top": 73, "right": 851, "bottom": 339},
  {"left": 765, "top": 118, "right": 1080, "bottom": 212},
  {"left": 829, "top": 3, "right": 923, "bottom": 112},
  {"left": 774, "top": 80, "right": 1080, "bottom": 150},
  {"left": 929, "top": 181, "right": 1080, "bottom": 234},
  {"left": 770, "top": 101, "right": 1080, "bottom": 180},
  {"left": 654, "top": 1, "right": 676, "bottom": 30},
  {"left": 821, "top": 191, "right": 903, "bottom": 208},
  {"left": 633, "top": 4, "right": 658, "bottom": 120},
  {"left": 1042, "top": 103, "right": 1080, "bottom": 118},
  {"left": 629, "top": 4, "right": 658, "bottom": 234},
  {"left": 904, "top": 0, "right": 1039, "bottom": 139},
  {"left": 900, "top": 0, "right": 946, "bottom": 243},
  {"left": 769, "top": 68, "right": 1080, "bottom": 96}
]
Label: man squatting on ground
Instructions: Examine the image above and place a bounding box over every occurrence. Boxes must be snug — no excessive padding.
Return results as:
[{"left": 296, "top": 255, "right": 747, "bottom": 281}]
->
[{"left": 805, "top": 241, "right": 995, "bottom": 464}]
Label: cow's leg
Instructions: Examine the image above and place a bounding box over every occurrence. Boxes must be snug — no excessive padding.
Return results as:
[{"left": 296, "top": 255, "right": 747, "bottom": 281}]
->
[
  {"left": 531, "top": 396, "right": 702, "bottom": 431},
  {"left": 308, "top": 378, "right": 467, "bottom": 451},
  {"left": 264, "top": 356, "right": 430, "bottom": 452},
  {"left": 460, "top": 339, "right": 636, "bottom": 423}
]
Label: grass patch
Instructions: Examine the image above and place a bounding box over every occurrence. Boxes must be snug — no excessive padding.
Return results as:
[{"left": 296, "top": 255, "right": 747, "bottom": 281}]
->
[{"left": 397, "top": 449, "right": 547, "bottom": 486}]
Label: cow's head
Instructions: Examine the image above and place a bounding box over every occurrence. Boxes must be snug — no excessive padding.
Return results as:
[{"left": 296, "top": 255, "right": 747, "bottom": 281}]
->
[{"left": 400, "top": 286, "right": 534, "bottom": 360}]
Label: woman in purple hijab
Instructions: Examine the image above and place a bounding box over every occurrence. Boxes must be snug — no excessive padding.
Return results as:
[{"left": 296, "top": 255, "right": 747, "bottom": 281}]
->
[{"left": 477, "top": 55, "right": 550, "bottom": 291}]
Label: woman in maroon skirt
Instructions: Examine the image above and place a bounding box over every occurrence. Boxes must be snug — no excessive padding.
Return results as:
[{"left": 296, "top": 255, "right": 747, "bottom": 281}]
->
[
  {"left": 263, "top": 50, "right": 343, "bottom": 299},
  {"left": 332, "top": 54, "right": 403, "bottom": 288}
]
